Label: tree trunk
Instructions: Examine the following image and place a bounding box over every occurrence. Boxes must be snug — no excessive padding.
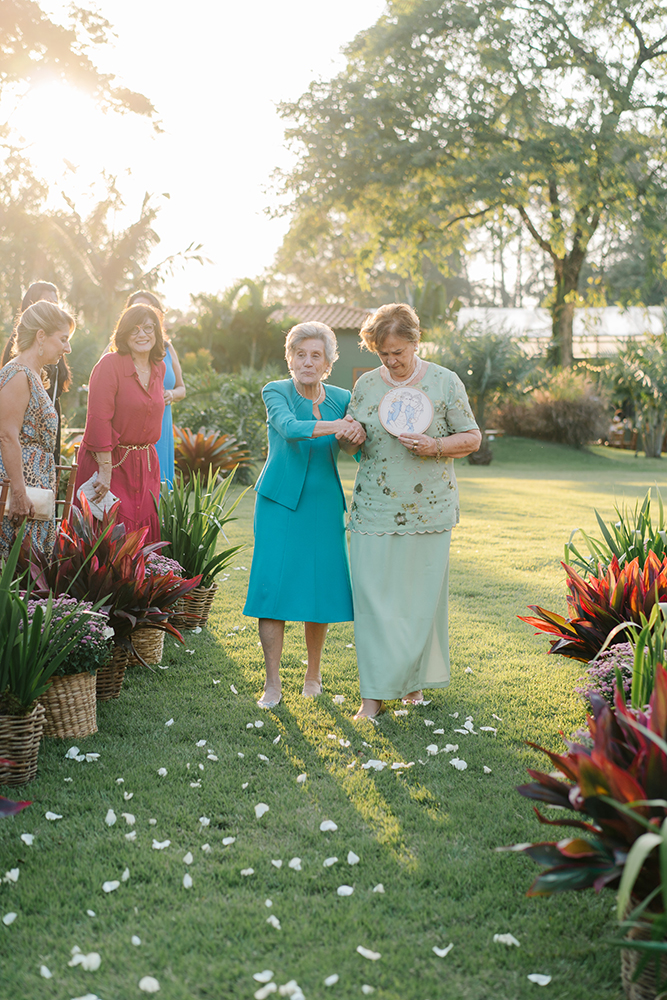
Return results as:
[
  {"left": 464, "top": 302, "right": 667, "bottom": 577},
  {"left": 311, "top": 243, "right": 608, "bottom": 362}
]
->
[
  {"left": 551, "top": 261, "right": 578, "bottom": 368},
  {"left": 640, "top": 405, "right": 666, "bottom": 458}
]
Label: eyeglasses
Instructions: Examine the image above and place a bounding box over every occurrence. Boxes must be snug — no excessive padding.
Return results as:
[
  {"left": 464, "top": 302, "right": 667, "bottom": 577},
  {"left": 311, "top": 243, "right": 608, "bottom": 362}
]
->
[{"left": 132, "top": 323, "right": 156, "bottom": 335}]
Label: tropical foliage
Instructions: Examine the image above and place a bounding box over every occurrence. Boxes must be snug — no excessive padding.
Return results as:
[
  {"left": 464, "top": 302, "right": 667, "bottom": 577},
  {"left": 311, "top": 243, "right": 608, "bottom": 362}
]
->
[
  {"left": 157, "top": 471, "right": 247, "bottom": 588},
  {"left": 606, "top": 335, "right": 667, "bottom": 458},
  {"left": 520, "top": 553, "right": 667, "bottom": 662},
  {"left": 504, "top": 666, "right": 667, "bottom": 910},
  {"left": 495, "top": 370, "right": 610, "bottom": 450},
  {"left": 173, "top": 426, "right": 251, "bottom": 483},
  {"left": 565, "top": 491, "right": 667, "bottom": 577}
]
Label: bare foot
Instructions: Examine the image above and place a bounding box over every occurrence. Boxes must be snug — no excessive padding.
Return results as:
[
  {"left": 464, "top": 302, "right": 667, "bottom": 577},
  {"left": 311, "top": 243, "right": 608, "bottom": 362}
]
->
[
  {"left": 302, "top": 674, "right": 323, "bottom": 698},
  {"left": 401, "top": 690, "right": 424, "bottom": 705},
  {"left": 257, "top": 684, "right": 282, "bottom": 709},
  {"left": 353, "top": 699, "right": 383, "bottom": 720}
]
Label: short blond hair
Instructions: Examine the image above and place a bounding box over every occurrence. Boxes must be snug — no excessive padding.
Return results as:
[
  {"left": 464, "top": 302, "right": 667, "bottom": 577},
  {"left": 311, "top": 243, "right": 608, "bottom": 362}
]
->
[
  {"left": 285, "top": 322, "right": 338, "bottom": 376},
  {"left": 14, "top": 301, "right": 75, "bottom": 354},
  {"left": 359, "top": 303, "right": 421, "bottom": 353}
]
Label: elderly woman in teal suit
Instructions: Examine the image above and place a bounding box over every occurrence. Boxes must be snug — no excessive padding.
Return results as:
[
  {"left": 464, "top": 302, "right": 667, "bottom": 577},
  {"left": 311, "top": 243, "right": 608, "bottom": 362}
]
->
[{"left": 244, "top": 322, "right": 365, "bottom": 708}]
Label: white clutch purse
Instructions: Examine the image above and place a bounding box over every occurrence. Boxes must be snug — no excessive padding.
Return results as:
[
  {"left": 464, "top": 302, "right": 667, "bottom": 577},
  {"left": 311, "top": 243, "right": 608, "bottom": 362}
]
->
[
  {"left": 5, "top": 485, "right": 55, "bottom": 522},
  {"left": 77, "top": 475, "right": 120, "bottom": 521}
]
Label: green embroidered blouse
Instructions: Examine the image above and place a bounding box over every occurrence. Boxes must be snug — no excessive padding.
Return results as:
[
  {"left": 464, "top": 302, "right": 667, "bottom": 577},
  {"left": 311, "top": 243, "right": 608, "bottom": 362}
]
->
[{"left": 347, "top": 363, "right": 478, "bottom": 535}]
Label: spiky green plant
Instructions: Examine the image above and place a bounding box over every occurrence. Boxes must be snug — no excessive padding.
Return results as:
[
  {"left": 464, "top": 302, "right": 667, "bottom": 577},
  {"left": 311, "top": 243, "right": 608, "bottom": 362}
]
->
[{"left": 565, "top": 490, "right": 667, "bottom": 576}]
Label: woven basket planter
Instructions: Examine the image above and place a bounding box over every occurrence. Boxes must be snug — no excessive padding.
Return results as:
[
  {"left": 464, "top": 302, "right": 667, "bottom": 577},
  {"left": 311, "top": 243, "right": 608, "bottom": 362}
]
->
[
  {"left": 621, "top": 917, "right": 667, "bottom": 1000},
  {"left": 0, "top": 702, "right": 46, "bottom": 786},
  {"left": 42, "top": 672, "right": 97, "bottom": 740},
  {"left": 170, "top": 582, "right": 218, "bottom": 631},
  {"left": 96, "top": 646, "right": 129, "bottom": 701},
  {"left": 127, "top": 628, "right": 165, "bottom": 666}
]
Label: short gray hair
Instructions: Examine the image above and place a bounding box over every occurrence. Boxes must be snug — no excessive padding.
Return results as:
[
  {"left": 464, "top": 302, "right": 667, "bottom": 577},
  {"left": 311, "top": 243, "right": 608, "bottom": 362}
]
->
[{"left": 285, "top": 322, "right": 339, "bottom": 374}]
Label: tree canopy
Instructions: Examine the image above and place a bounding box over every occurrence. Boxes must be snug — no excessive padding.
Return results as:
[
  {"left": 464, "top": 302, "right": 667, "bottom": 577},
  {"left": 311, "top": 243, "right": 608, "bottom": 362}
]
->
[{"left": 278, "top": 0, "right": 667, "bottom": 364}]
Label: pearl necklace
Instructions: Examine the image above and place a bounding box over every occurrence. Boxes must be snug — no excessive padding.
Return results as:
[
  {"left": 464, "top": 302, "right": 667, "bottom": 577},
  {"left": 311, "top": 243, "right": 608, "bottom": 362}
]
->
[
  {"left": 381, "top": 356, "right": 425, "bottom": 388},
  {"left": 293, "top": 379, "right": 324, "bottom": 405}
]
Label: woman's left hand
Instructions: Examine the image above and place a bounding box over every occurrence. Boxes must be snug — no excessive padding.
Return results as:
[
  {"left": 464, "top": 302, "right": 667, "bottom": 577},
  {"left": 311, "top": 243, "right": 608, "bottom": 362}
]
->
[
  {"left": 398, "top": 433, "right": 436, "bottom": 457},
  {"left": 163, "top": 389, "right": 174, "bottom": 405}
]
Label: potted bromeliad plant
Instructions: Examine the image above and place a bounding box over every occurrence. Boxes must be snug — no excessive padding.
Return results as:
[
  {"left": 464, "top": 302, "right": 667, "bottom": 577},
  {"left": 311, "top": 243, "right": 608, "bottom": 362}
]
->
[
  {"left": 21, "top": 498, "right": 201, "bottom": 697},
  {"left": 157, "top": 469, "right": 248, "bottom": 629},
  {"left": 0, "top": 537, "right": 100, "bottom": 785}
]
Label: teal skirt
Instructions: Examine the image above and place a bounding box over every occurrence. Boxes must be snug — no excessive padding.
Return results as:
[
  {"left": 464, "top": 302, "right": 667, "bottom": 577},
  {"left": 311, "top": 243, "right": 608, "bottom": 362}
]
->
[
  {"left": 243, "top": 438, "right": 353, "bottom": 623},
  {"left": 351, "top": 529, "right": 451, "bottom": 700}
]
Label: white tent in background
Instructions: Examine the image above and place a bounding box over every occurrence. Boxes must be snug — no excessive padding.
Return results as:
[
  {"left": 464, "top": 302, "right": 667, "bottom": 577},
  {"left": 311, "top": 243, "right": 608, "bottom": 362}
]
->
[{"left": 456, "top": 306, "right": 665, "bottom": 357}]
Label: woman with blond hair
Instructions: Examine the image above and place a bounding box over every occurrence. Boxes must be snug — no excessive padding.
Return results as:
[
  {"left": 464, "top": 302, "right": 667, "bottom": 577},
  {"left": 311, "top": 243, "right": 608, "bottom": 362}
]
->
[
  {"left": 244, "top": 322, "right": 366, "bottom": 708},
  {"left": 346, "top": 303, "right": 481, "bottom": 719},
  {"left": 0, "top": 301, "right": 74, "bottom": 556}
]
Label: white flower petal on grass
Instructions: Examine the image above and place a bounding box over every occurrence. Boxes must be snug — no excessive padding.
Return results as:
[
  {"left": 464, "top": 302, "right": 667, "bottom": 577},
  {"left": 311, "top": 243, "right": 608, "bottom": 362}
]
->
[
  {"left": 273, "top": 735, "right": 281, "bottom": 745},
  {"left": 449, "top": 712, "right": 459, "bottom": 718},
  {"left": 207, "top": 754, "right": 219, "bottom": 761},
  {"left": 323, "top": 857, "right": 338, "bottom": 867},
  {"left": 70, "top": 994, "right": 103, "bottom": 1000},
  {"left": 254, "top": 984, "right": 277, "bottom": 999},
  {"left": 347, "top": 851, "right": 360, "bottom": 865},
  {"left": 183, "top": 873, "right": 193, "bottom": 889},
  {"left": 433, "top": 944, "right": 454, "bottom": 958},
  {"left": 480, "top": 726, "right": 498, "bottom": 733},
  {"left": 3, "top": 868, "right": 19, "bottom": 883},
  {"left": 199, "top": 816, "right": 210, "bottom": 827},
  {"left": 40, "top": 964, "right": 52, "bottom": 978},
  {"left": 339, "top": 739, "right": 351, "bottom": 747},
  {"left": 433, "top": 729, "right": 445, "bottom": 735},
  {"left": 320, "top": 820, "right": 338, "bottom": 832},
  {"left": 271, "top": 860, "right": 283, "bottom": 868},
  {"left": 337, "top": 885, "right": 354, "bottom": 896},
  {"left": 296, "top": 773, "right": 307, "bottom": 784},
  {"left": 201, "top": 844, "right": 211, "bottom": 854},
  {"left": 196, "top": 739, "right": 207, "bottom": 747},
  {"left": 116, "top": 777, "right": 124, "bottom": 784},
  {"left": 492, "top": 713, "right": 503, "bottom": 721},
  {"left": 152, "top": 840, "right": 170, "bottom": 850},
  {"left": 494, "top": 933, "right": 520, "bottom": 947},
  {"left": 266, "top": 915, "right": 281, "bottom": 930},
  {"left": 362, "top": 759, "right": 387, "bottom": 771},
  {"left": 138, "top": 976, "right": 161, "bottom": 993},
  {"left": 254, "top": 721, "right": 264, "bottom": 729},
  {"left": 356, "top": 945, "right": 381, "bottom": 961},
  {"left": 199, "top": 762, "right": 205, "bottom": 770},
  {"left": 105, "top": 809, "right": 117, "bottom": 826},
  {"left": 265, "top": 899, "right": 272, "bottom": 907},
  {"left": 132, "top": 935, "right": 141, "bottom": 946},
  {"left": 85, "top": 753, "right": 100, "bottom": 762},
  {"left": 426, "top": 745, "right": 438, "bottom": 756},
  {"left": 255, "top": 803, "right": 270, "bottom": 819},
  {"left": 391, "top": 762, "right": 414, "bottom": 770},
  {"left": 45, "top": 811, "right": 62, "bottom": 821},
  {"left": 464, "top": 666, "right": 473, "bottom": 673},
  {"left": 86, "top": 910, "right": 96, "bottom": 917},
  {"left": 288, "top": 857, "right": 302, "bottom": 871},
  {"left": 213, "top": 679, "right": 221, "bottom": 685},
  {"left": 253, "top": 970, "right": 274, "bottom": 983},
  {"left": 65, "top": 746, "right": 80, "bottom": 758},
  {"left": 102, "top": 880, "right": 120, "bottom": 893},
  {"left": 246, "top": 723, "right": 254, "bottom": 729},
  {"left": 241, "top": 868, "right": 255, "bottom": 876},
  {"left": 64, "top": 777, "right": 73, "bottom": 782},
  {"left": 190, "top": 780, "right": 201, "bottom": 788},
  {"left": 2, "top": 912, "right": 17, "bottom": 925},
  {"left": 121, "top": 868, "right": 130, "bottom": 882},
  {"left": 372, "top": 884, "right": 385, "bottom": 893},
  {"left": 242, "top": 782, "right": 249, "bottom": 789},
  {"left": 333, "top": 695, "right": 345, "bottom": 704},
  {"left": 68, "top": 951, "right": 101, "bottom": 971},
  {"left": 123, "top": 791, "right": 133, "bottom": 801},
  {"left": 449, "top": 758, "right": 468, "bottom": 771},
  {"left": 394, "top": 709, "right": 408, "bottom": 716},
  {"left": 361, "top": 987, "right": 375, "bottom": 996},
  {"left": 122, "top": 813, "right": 135, "bottom": 825},
  {"left": 125, "top": 831, "right": 137, "bottom": 842},
  {"left": 165, "top": 718, "right": 174, "bottom": 727},
  {"left": 324, "top": 974, "right": 339, "bottom": 986},
  {"left": 483, "top": 766, "right": 492, "bottom": 774},
  {"left": 183, "top": 852, "right": 193, "bottom": 865},
  {"left": 258, "top": 754, "right": 269, "bottom": 762},
  {"left": 157, "top": 768, "right": 167, "bottom": 777},
  {"left": 443, "top": 744, "right": 459, "bottom": 753},
  {"left": 527, "top": 974, "right": 552, "bottom": 986},
  {"left": 454, "top": 729, "right": 470, "bottom": 736},
  {"left": 230, "top": 684, "right": 238, "bottom": 694}
]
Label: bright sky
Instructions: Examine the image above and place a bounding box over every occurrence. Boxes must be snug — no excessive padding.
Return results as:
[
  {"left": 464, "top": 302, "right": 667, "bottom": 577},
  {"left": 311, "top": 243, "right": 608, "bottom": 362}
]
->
[{"left": 10, "top": 1, "right": 387, "bottom": 311}]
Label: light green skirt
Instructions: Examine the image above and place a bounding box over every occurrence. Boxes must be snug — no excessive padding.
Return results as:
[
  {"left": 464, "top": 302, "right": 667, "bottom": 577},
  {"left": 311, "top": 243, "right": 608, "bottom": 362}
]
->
[{"left": 350, "top": 529, "right": 451, "bottom": 700}]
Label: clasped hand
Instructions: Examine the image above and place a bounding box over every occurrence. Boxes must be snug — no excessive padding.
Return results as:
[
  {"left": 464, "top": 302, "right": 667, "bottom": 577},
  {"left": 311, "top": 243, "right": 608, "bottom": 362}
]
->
[{"left": 335, "top": 415, "right": 366, "bottom": 446}]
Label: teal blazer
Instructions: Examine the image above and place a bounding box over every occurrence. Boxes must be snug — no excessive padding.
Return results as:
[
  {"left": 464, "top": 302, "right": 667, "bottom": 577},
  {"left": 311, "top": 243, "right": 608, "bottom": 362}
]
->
[{"left": 255, "top": 379, "right": 351, "bottom": 511}]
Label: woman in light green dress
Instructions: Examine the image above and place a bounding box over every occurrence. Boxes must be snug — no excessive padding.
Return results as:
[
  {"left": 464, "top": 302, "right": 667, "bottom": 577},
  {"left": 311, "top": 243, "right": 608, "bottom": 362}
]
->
[{"left": 347, "top": 303, "right": 481, "bottom": 719}]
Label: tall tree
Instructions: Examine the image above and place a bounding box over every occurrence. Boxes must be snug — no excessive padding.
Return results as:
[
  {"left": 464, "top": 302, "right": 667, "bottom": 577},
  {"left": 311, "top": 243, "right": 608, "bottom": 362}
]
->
[{"left": 278, "top": 0, "right": 667, "bottom": 365}]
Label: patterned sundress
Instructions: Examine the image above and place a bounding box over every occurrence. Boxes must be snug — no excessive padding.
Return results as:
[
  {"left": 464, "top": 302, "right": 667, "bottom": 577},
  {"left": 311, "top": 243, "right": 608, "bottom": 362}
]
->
[{"left": 0, "top": 363, "right": 58, "bottom": 558}]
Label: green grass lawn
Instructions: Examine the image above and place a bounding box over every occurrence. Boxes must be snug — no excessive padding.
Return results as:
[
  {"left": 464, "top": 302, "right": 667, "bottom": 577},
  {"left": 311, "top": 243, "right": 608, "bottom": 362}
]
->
[{"left": 2, "top": 437, "right": 667, "bottom": 1000}]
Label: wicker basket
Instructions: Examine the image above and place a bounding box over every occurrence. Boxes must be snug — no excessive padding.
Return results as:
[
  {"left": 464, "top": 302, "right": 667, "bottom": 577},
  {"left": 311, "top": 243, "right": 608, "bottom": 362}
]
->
[
  {"left": 0, "top": 703, "right": 46, "bottom": 786},
  {"left": 621, "top": 918, "right": 667, "bottom": 999},
  {"left": 170, "top": 582, "right": 218, "bottom": 630},
  {"left": 42, "top": 672, "right": 97, "bottom": 739},
  {"left": 127, "top": 628, "right": 165, "bottom": 666},
  {"left": 96, "top": 646, "right": 129, "bottom": 701}
]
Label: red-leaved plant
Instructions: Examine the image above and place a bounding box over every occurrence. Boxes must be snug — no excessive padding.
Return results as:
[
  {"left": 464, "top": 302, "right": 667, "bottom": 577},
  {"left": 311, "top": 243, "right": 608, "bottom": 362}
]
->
[
  {"left": 519, "top": 552, "right": 667, "bottom": 662},
  {"left": 502, "top": 665, "right": 667, "bottom": 905},
  {"left": 19, "top": 498, "right": 202, "bottom": 664}
]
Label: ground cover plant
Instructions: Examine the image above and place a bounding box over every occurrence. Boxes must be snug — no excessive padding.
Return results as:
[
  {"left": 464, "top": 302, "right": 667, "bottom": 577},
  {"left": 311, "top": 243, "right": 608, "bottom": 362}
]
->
[{"left": 1, "top": 438, "right": 666, "bottom": 999}]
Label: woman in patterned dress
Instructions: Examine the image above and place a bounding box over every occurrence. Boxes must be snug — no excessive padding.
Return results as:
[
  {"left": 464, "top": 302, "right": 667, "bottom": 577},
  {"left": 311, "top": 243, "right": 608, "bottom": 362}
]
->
[
  {"left": 0, "top": 301, "right": 75, "bottom": 557},
  {"left": 74, "top": 304, "right": 166, "bottom": 543},
  {"left": 346, "top": 303, "right": 482, "bottom": 719}
]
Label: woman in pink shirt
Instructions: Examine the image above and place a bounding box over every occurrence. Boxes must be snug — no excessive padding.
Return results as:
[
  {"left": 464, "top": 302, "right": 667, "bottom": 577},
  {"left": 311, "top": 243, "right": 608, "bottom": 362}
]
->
[{"left": 74, "top": 304, "right": 165, "bottom": 542}]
